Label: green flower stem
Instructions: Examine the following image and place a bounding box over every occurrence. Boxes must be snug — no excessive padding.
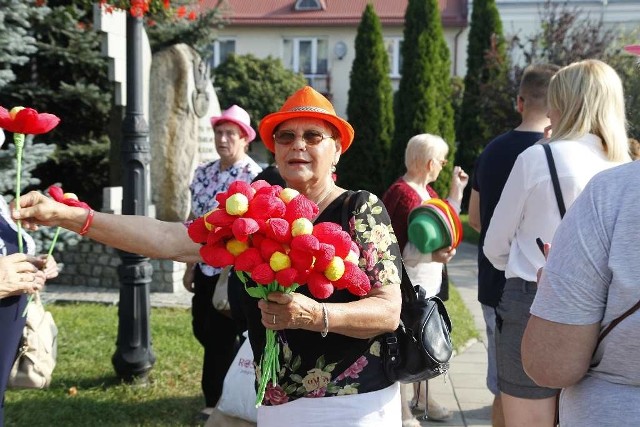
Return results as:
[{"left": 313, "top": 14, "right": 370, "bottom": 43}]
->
[
  {"left": 254, "top": 281, "right": 300, "bottom": 408},
  {"left": 24, "top": 227, "right": 63, "bottom": 316},
  {"left": 13, "top": 133, "right": 25, "bottom": 254},
  {"left": 47, "top": 227, "right": 61, "bottom": 258},
  {"left": 13, "top": 133, "right": 32, "bottom": 317}
]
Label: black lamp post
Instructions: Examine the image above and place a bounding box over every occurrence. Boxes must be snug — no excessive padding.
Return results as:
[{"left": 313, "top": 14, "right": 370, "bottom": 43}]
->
[{"left": 111, "top": 12, "right": 156, "bottom": 381}]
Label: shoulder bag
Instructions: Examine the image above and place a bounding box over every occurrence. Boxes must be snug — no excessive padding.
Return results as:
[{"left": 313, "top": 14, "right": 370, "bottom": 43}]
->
[
  {"left": 381, "top": 263, "right": 453, "bottom": 383},
  {"left": 341, "top": 191, "right": 453, "bottom": 383},
  {"left": 8, "top": 292, "right": 58, "bottom": 389}
]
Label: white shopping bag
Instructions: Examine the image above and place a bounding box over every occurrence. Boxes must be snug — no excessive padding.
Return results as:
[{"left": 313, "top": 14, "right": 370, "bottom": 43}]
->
[{"left": 216, "top": 334, "right": 258, "bottom": 422}]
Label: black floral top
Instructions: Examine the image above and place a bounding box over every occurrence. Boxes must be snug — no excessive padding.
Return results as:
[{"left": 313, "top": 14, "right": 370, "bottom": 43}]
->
[{"left": 243, "top": 190, "right": 403, "bottom": 405}]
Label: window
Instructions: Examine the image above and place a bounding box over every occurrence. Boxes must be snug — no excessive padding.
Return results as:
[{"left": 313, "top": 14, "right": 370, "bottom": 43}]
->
[
  {"left": 283, "top": 38, "right": 328, "bottom": 76},
  {"left": 294, "top": 0, "right": 323, "bottom": 11},
  {"left": 209, "top": 38, "right": 236, "bottom": 69},
  {"left": 385, "top": 37, "right": 403, "bottom": 78}
]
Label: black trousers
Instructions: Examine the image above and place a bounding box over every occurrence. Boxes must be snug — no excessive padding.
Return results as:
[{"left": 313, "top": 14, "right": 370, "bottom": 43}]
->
[{"left": 192, "top": 265, "right": 239, "bottom": 407}]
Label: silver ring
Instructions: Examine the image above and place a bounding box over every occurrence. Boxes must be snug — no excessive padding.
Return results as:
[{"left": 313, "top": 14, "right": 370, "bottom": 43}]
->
[{"left": 272, "top": 314, "right": 276, "bottom": 324}]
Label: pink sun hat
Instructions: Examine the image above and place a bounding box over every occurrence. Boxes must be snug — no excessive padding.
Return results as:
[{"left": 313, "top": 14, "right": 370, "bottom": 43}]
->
[
  {"left": 210, "top": 105, "right": 256, "bottom": 142},
  {"left": 624, "top": 45, "right": 640, "bottom": 56}
]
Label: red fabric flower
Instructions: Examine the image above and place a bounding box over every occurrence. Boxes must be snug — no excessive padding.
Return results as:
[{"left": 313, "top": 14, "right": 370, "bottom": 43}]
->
[
  {"left": 290, "top": 234, "right": 320, "bottom": 253},
  {"left": 275, "top": 268, "right": 299, "bottom": 288},
  {"left": 247, "top": 193, "right": 286, "bottom": 220},
  {"left": 251, "top": 179, "right": 271, "bottom": 193},
  {"left": 334, "top": 261, "right": 369, "bottom": 293},
  {"left": 200, "top": 245, "right": 234, "bottom": 268},
  {"left": 288, "top": 248, "right": 314, "bottom": 272},
  {"left": 187, "top": 217, "right": 209, "bottom": 243},
  {"left": 259, "top": 238, "right": 285, "bottom": 262},
  {"left": 234, "top": 248, "right": 263, "bottom": 272},
  {"left": 313, "top": 243, "right": 335, "bottom": 272},
  {"left": 0, "top": 107, "right": 59, "bottom": 135},
  {"left": 265, "top": 218, "right": 291, "bottom": 243},
  {"left": 284, "top": 195, "right": 319, "bottom": 222},
  {"left": 251, "top": 263, "right": 276, "bottom": 285},
  {"left": 207, "top": 208, "right": 236, "bottom": 228},
  {"left": 48, "top": 186, "right": 90, "bottom": 209},
  {"left": 232, "top": 217, "right": 260, "bottom": 242},
  {"left": 307, "top": 271, "right": 334, "bottom": 299}
]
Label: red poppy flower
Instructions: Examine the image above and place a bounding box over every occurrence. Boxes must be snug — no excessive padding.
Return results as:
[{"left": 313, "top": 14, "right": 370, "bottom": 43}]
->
[
  {"left": 48, "top": 186, "right": 90, "bottom": 210},
  {"left": 0, "top": 107, "right": 60, "bottom": 135}
]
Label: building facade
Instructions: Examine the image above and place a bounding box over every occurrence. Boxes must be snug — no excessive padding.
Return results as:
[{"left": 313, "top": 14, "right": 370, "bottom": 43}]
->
[{"left": 203, "top": 0, "right": 468, "bottom": 118}]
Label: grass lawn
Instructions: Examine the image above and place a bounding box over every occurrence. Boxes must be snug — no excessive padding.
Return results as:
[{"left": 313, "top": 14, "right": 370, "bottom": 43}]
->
[
  {"left": 445, "top": 284, "right": 480, "bottom": 351},
  {"left": 6, "top": 291, "right": 478, "bottom": 426},
  {"left": 5, "top": 303, "right": 203, "bottom": 427}
]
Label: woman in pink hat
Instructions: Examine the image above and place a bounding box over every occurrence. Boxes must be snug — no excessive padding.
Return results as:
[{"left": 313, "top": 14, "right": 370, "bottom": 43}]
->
[
  {"left": 13, "top": 86, "right": 404, "bottom": 426},
  {"left": 383, "top": 133, "right": 468, "bottom": 425},
  {"left": 182, "top": 104, "right": 262, "bottom": 420}
]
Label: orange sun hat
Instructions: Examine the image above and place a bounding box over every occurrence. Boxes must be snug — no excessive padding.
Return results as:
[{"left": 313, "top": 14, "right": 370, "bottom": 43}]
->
[{"left": 258, "top": 86, "right": 355, "bottom": 153}]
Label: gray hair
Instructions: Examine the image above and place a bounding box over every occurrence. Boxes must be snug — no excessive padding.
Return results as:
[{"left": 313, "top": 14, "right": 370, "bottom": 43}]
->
[{"left": 404, "top": 134, "right": 449, "bottom": 173}]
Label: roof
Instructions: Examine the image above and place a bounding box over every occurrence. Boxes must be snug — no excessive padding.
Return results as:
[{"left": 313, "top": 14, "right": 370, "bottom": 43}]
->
[{"left": 201, "top": 0, "right": 467, "bottom": 28}]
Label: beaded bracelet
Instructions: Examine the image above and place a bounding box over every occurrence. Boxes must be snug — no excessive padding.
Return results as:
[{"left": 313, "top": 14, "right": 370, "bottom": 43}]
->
[
  {"left": 320, "top": 302, "right": 329, "bottom": 338},
  {"left": 79, "top": 209, "right": 95, "bottom": 236}
]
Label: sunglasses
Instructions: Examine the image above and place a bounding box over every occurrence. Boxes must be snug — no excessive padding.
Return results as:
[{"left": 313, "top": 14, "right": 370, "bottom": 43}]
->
[{"left": 273, "top": 130, "right": 335, "bottom": 146}]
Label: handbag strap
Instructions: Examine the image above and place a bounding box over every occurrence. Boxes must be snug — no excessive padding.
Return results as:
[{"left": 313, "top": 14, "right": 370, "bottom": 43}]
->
[
  {"left": 590, "top": 299, "right": 640, "bottom": 367},
  {"left": 596, "top": 299, "right": 640, "bottom": 347},
  {"left": 542, "top": 144, "right": 566, "bottom": 218}
]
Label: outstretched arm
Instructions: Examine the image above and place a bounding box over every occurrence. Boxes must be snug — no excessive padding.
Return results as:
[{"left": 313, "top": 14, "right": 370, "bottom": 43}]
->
[{"left": 13, "top": 191, "right": 203, "bottom": 263}]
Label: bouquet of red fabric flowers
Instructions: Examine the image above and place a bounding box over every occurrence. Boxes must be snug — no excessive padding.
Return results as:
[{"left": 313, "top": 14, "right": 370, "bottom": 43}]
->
[{"left": 187, "top": 180, "right": 370, "bottom": 406}]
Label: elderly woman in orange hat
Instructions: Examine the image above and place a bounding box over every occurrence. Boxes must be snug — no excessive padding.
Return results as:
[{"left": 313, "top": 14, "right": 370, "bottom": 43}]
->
[
  {"left": 12, "top": 86, "right": 404, "bottom": 426},
  {"left": 182, "top": 104, "right": 262, "bottom": 420}
]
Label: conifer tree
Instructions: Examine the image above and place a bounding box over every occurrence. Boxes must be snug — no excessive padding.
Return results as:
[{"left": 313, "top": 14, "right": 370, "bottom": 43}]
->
[
  {"left": 391, "top": 0, "right": 455, "bottom": 197},
  {"left": 338, "top": 4, "right": 394, "bottom": 197},
  {"left": 456, "top": 0, "right": 513, "bottom": 177},
  {"left": 0, "top": 0, "right": 46, "bottom": 88},
  {"left": 0, "top": 2, "right": 112, "bottom": 208}
]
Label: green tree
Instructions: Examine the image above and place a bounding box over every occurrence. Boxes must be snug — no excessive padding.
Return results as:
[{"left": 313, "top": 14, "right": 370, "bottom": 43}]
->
[
  {"left": 0, "top": 0, "right": 47, "bottom": 88},
  {"left": 213, "top": 54, "right": 307, "bottom": 132},
  {"left": 0, "top": 2, "right": 112, "bottom": 208},
  {"left": 339, "top": 4, "right": 394, "bottom": 197},
  {"left": 509, "top": 0, "right": 639, "bottom": 139},
  {"left": 391, "top": 0, "right": 455, "bottom": 197},
  {"left": 456, "top": 0, "right": 512, "bottom": 178}
]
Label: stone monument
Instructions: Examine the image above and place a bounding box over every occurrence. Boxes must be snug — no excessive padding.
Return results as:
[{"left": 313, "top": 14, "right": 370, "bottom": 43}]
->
[{"left": 149, "top": 43, "right": 220, "bottom": 222}]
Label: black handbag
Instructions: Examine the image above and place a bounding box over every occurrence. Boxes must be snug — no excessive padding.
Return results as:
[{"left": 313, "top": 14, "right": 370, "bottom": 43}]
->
[
  {"left": 339, "top": 190, "right": 453, "bottom": 383},
  {"left": 382, "top": 262, "right": 453, "bottom": 383}
]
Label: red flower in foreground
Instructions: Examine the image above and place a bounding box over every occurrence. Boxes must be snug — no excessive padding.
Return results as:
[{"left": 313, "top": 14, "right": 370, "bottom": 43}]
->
[
  {"left": 0, "top": 107, "right": 60, "bottom": 135},
  {"left": 48, "top": 186, "right": 91, "bottom": 210}
]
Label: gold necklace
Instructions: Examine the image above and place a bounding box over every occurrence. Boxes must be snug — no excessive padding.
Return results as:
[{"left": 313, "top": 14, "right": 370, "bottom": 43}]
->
[{"left": 313, "top": 183, "right": 335, "bottom": 208}]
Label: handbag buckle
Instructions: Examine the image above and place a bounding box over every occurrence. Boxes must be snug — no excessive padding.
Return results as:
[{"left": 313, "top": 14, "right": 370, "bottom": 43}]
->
[{"left": 385, "top": 335, "right": 399, "bottom": 357}]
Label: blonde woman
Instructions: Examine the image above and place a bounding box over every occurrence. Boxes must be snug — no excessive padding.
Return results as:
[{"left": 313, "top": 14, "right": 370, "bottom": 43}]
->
[{"left": 484, "top": 59, "right": 631, "bottom": 426}]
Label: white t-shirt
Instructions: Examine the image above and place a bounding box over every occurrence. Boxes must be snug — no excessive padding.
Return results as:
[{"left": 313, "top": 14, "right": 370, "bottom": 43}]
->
[
  {"left": 531, "top": 161, "right": 640, "bottom": 426},
  {"left": 484, "top": 134, "right": 619, "bottom": 281}
]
